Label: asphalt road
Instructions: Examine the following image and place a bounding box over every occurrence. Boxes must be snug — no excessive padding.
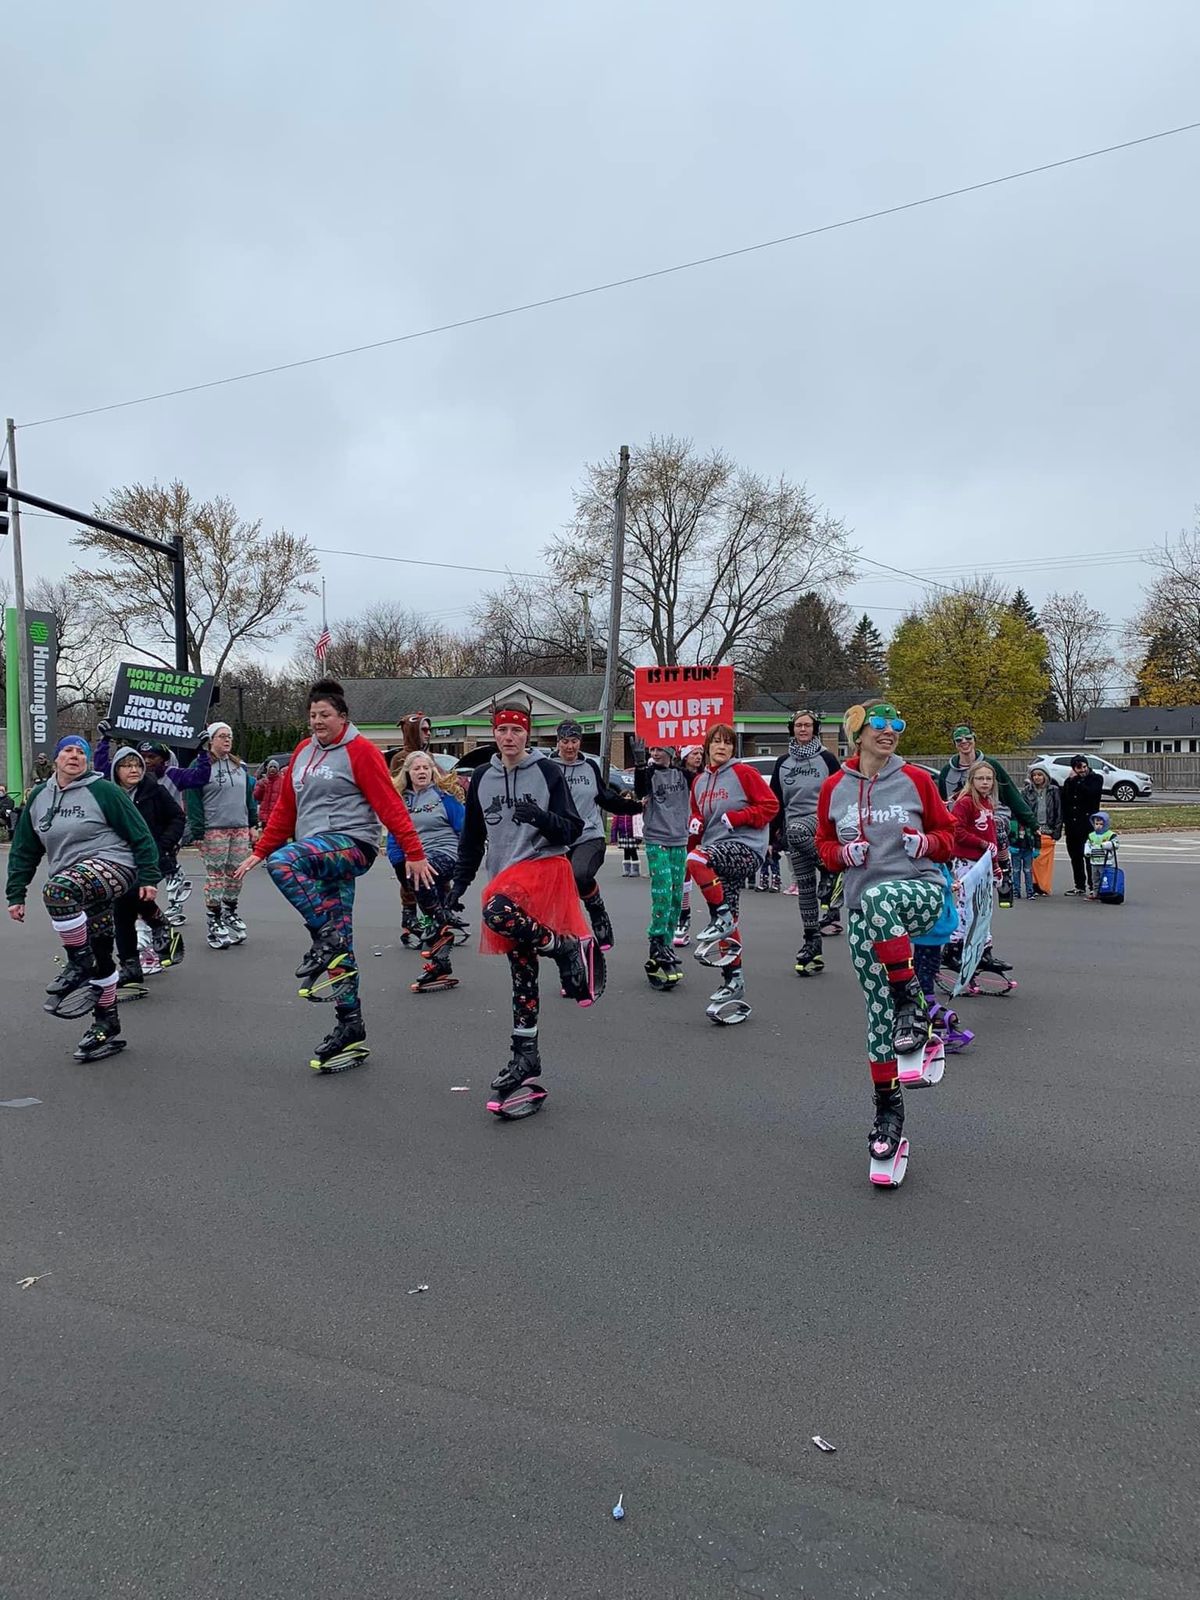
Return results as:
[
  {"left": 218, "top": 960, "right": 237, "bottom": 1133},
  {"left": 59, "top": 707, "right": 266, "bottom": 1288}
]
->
[{"left": 2, "top": 847, "right": 1196, "bottom": 1600}]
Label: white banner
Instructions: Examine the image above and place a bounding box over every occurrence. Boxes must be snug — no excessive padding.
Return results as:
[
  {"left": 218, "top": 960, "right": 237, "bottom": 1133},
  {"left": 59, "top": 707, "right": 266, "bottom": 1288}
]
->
[{"left": 955, "top": 852, "right": 994, "bottom": 996}]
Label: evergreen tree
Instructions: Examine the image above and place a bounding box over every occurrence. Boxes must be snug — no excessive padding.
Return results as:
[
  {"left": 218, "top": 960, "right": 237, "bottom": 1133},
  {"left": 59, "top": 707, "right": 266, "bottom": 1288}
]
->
[
  {"left": 1137, "top": 624, "right": 1200, "bottom": 706},
  {"left": 846, "top": 614, "right": 887, "bottom": 692},
  {"left": 1007, "top": 586, "right": 1059, "bottom": 720},
  {"left": 751, "top": 593, "right": 851, "bottom": 692},
  {"left": 1008, "top": 587, "right": 1041, "bottom": 631}
]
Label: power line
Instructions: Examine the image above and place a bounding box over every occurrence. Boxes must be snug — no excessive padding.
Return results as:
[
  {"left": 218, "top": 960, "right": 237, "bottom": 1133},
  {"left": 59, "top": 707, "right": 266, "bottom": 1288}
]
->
[
  {"left": 19, "top": 119, "right": 1200, "bottom": 431},
  {"left": 311, "top": 545, "right": 553, "bottom": 581},
  {"left": 855, "top": 552, "right": 954, "bottom": 591}
]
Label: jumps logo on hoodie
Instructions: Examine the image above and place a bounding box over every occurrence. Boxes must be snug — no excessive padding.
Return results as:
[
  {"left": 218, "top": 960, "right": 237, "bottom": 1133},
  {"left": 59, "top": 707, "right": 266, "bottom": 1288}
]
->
[
  {"left": 482, "top": 791, "right": 540, "bottom": 826},
  {"left": 835, "top": 799, "right": 907, "bottom": 839}
]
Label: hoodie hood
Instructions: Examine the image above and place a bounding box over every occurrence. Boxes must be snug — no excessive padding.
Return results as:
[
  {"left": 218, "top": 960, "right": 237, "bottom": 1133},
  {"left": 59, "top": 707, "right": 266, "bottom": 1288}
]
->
[
  {"left": 839, "top": 752, "right": 905, "bottom": 784},
  {"left": 1091, "top": 810, "right": 1111, "bottom": 830},
  {"left": 111, "top": 746, "right": 146, "bottom": 784}
]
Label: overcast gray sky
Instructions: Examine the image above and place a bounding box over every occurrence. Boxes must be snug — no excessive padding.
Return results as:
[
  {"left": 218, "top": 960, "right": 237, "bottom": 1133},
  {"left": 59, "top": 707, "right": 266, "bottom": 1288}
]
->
[{"left": 5, "top": 1, "right": 1198, "bottom": 667}]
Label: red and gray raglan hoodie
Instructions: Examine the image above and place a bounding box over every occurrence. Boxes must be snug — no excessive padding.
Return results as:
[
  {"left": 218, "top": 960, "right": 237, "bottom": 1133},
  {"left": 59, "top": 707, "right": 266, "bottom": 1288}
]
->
[
  {"left": 253, "top": 723, "right": 426, "bottom": 864},
  {"left": 815, "top": 754, "right": 955, "bottom": 910},
  {"left": 689, "top": 759, "right": 779, "bottom": 859}
]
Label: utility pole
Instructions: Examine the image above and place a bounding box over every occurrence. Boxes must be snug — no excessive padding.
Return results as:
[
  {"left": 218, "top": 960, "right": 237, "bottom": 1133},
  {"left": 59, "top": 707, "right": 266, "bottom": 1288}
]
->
[
  {"left": 5, "top": 418, "right": 33, "bottom": 789},
  {"left": 598, "top": 445, "right": 629, "bottom": 780},
  {"left": 576, "top": 590, "right": 594, "bottom": 675}
]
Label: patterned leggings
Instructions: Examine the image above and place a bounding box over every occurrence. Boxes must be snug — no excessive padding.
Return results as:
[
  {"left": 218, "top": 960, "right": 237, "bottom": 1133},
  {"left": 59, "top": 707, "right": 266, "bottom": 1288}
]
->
[
  {"left": 686, "top": 838, "right": 760, "bottom": 921},
  {"left": 42, "top": 857, "right": 137, "bottom": 973},
  {"left": 266, "top": 833, "right": 372, "bottom": 1007},
  {"left": 645, "top": 843, "right": 686, "bottom": 939},
  {"left": 847, "top": 878, "right": 944, "bottom": 1083},
  {"left": 481, "top": 893, "right": 551, "bottom": 1031},
  {"left": 198, "top": 827, "right": 251, "bottom": 909},
  {"left": 785, "top": 818, "right": 821, "bottom": 933}
]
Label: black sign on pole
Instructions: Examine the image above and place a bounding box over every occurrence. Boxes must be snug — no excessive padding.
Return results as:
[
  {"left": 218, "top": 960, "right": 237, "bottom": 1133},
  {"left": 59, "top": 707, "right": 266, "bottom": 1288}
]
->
[{"left": 107, "top": 663, "right": 215, "bottom": 748}]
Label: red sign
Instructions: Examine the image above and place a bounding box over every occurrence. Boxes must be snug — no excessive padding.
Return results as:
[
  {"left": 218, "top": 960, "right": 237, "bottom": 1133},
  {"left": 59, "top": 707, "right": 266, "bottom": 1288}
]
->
[{"left": 633, "top": 665, "right": 736, "bottom": 745}]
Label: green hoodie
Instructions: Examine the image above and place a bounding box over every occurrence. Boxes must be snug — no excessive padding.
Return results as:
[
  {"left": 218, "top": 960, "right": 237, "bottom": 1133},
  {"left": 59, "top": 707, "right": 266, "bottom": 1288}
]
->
[
  {"left": 6, "top": 772, "right": 161, "bottom": 905},
  {"left": 937, "top": 751, "right": 1035, "bottom": 830}
]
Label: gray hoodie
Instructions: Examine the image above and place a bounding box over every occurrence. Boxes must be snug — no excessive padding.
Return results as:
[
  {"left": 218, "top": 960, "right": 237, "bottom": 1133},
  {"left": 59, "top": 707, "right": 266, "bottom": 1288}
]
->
[
  {"left": 817, "top": 754, "right": 953, "bottom": 911},
  {"left": 634, "top": 761, "right": 691, "bottom": 848},
  {"left": 10, "top": 770, "right": 164, "bottom": 897},
  {"left": 456, "top": 751, "right": 583, "bottom": 884},
  {"left": 691, "top": 759, "right": 772, "bottom": 858}
]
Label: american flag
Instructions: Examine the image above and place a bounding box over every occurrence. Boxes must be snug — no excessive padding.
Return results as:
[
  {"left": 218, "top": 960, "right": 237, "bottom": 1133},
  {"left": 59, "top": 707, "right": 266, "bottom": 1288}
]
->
[{"left": 315, "top": 625, "right": 331, "bottom": 664}]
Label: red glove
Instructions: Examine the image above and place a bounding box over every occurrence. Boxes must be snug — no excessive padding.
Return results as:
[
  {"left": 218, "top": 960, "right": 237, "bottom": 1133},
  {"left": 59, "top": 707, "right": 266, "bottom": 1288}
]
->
[
  {"left": 902, "top": 828, "right": 930, "bottom": 860},
  {"left": 839, "top": 838, "right": 869, "bottom": 868}
]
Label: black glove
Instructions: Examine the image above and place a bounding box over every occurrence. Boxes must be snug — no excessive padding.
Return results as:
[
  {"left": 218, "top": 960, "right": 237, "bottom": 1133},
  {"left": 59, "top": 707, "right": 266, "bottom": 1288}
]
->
[
  {"left": 446, "top": 883, "right": 466, "bottom": 914},
  {"left": 196, "top": 734, "right": 211, "bottom": 752},
  {"left": 512, "top": 797, "right": 548, "bottom": 828},
  {"left": 631, "top": 738, "right": 648, "bottom": 768},
  {"left": 159, "top": 852, "right": 178, "bottom": 881},
  {"left": 96, "top": 719, "right": 112, "bottom": 739}
]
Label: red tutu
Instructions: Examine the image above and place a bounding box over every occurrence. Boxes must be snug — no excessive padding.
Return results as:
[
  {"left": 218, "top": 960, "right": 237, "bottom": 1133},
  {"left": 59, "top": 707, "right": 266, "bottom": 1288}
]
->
[{"left": 478, "top": 856, "right": 590, "bottom": 954}]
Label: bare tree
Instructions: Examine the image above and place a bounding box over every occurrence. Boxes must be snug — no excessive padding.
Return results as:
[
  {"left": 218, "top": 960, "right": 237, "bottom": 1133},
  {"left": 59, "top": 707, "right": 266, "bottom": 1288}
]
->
[
  {"left": 221, "top": 659, "right": 307, "bottom": 727},
  {"left": 292, "top": 602, "right": 490, "bottom": 680},
  {"left": 469, "top": 582, "right": 596, "bottom": 678},
  {"left": 1039, "top": 591, "right": 1119, "bottom": 720},
  {"left": 72, "top": 481, "right": 319, "bottom": 677},
  {"left": 1126, "top": 515, "right": 1200, "bottom": 705},
  {"left": 544, "top": 436, "right": 854, "bottom": 667},
  {"left": 26, "top": 576, "right": 116, "bottom": 717}
]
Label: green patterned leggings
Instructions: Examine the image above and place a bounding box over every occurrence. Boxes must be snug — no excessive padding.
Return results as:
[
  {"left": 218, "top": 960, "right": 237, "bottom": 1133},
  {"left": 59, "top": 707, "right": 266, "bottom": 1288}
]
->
[
  {"left": 645, "top": 843, "right": 687, "bottom": 939},
  {"left": 847, "top": 877, "right": 944, "bottom": 1078}
]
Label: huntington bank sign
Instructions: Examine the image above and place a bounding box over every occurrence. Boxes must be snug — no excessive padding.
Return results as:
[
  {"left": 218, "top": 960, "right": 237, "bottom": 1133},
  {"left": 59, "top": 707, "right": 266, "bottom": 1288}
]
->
[{"left": 24, "top": 610, "right": 59, "bottom": 762}]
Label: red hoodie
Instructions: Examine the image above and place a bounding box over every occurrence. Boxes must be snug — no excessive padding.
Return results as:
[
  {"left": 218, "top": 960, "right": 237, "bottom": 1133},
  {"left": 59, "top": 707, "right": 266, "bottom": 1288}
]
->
[{"left": 951, "top": 791, "right": 998, "bottom": 861}]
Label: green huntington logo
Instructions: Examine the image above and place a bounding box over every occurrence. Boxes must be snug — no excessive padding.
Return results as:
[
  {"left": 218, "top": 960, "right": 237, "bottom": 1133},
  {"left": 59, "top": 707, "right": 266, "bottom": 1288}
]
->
[{"left": 28, "top": 620, "right": 50, "bottom": 645}]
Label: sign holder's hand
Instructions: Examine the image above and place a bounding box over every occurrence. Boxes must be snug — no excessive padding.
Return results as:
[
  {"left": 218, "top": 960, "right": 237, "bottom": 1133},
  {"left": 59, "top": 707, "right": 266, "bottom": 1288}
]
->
[{"left": 8, "top": 903, "right": 25, "bottom": 923}]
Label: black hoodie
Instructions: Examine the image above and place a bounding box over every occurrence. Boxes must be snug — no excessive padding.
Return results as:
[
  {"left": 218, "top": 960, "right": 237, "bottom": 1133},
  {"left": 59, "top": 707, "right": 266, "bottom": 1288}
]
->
[{"left": 112, "top": 748, "right": 186, "bottom": 867}]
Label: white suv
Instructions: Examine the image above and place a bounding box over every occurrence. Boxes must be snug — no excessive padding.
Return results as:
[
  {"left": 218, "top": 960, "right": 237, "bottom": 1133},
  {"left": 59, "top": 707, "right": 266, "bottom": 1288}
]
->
[{"left": 1028, "top": 753, "right": 1152, "bottom": 803}]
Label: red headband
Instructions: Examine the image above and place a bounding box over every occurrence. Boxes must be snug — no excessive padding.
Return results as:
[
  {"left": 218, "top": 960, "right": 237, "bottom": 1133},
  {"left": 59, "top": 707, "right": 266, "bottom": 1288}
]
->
[{"left": 492, "top": 706, "right": 531, "bottom": 734}]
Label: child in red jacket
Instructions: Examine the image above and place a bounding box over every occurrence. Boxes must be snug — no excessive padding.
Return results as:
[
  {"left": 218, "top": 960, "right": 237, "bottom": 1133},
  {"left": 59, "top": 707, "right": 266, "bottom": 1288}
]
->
[{"left": 948, "top": 761, "right": 1012, "bottom": 977}]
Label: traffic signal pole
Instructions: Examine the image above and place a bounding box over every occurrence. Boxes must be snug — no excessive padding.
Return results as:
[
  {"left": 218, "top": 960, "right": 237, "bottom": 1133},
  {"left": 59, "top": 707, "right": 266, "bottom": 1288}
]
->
[{"left": 0, "top": 473, "right": 190, "bottom": 672}]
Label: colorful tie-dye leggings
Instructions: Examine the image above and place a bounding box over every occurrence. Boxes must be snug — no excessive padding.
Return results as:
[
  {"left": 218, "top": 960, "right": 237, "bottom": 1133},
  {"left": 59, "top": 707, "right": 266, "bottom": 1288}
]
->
[{"left": 266, "top": 833, "right": 372, "bottom": 1007}]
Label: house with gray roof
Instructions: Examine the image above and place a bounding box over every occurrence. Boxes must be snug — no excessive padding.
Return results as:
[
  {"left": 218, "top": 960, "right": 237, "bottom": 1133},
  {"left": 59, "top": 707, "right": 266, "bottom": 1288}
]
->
[
  {"left": 328, "top": 675, "right": 865, "bottom": 763},
  {"left": 1032, "top": 705, "right": 1200, "bottom": 756}
]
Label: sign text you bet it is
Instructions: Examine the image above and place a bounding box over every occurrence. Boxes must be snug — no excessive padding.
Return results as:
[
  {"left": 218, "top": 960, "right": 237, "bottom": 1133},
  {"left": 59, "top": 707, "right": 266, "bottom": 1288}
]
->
[{"left": 633, "top": 665, "right": 735, "bottom": 744}]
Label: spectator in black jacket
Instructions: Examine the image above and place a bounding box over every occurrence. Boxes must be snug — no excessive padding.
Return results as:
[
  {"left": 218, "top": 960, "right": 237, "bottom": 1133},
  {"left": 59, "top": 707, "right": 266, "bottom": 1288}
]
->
[
  {"left": 0, "top": 786, "right": 16, "bottom": 841},
  {"left": 1061, "top": 755, "right": 1104, "bottom": 896},
  {"left": 110, "top": 746, "right": 186, "bottom": 980}
]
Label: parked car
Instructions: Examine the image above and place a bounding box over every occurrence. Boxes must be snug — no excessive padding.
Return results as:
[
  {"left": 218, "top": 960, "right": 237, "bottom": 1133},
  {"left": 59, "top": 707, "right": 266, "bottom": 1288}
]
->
[{"left": 1028, "top": 753, "right": 1152, "bottom": 803}]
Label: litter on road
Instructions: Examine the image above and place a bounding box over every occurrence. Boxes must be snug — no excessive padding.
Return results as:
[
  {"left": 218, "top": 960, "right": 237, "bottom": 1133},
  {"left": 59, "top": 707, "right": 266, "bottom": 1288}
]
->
[
  {"left": 17, "top": 1274, "right": 51, "bottom": 1289},
  {"left": 811, "top": 1435, "right": 837, "bottom": 1453}
]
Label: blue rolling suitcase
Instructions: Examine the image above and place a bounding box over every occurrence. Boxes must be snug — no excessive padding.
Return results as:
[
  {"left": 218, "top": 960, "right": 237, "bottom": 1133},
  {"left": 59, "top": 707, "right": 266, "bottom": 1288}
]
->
[{"left": 1097, "top": 847, "right": 1125, "bottom": 905}]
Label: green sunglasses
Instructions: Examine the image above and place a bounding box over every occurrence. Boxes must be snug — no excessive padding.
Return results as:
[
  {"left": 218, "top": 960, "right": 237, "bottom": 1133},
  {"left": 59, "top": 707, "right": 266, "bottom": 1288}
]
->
[{"left": 867, "top": 715, "right": 906, "bottom": 733}]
